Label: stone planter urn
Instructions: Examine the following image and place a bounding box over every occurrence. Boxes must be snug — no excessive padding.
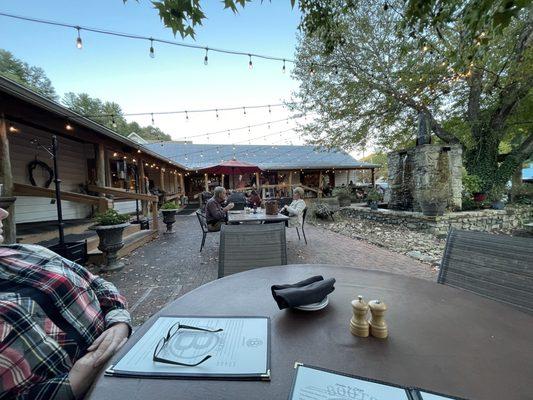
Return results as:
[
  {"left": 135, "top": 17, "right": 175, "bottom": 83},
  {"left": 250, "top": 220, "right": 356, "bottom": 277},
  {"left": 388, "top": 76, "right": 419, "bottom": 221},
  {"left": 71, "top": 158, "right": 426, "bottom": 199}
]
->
[
  {"left": 92, "top": 223, "right": 130, "bottom": 271},
  {"left": 419, "top": 201, "right": 446, "bottom": 217},
  {"left": 161, "top": 209, "right": 179, "bottom": 234}
]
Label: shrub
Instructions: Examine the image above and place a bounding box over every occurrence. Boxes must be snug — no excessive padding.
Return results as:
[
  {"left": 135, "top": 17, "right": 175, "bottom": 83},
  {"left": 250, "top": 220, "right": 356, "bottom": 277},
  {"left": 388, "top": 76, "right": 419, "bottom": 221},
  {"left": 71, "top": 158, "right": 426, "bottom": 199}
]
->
[
  {"left": 510, "top": 183, "right": 533, "bottom": 205},
  {"left": 161, "top": 201, "right": 180, "bottom": 210},
  {"left": 332, "top": 187, "right": 351, "bottom": 201},
  {"left": 462, "top": 174, "right": 483, "bottom": 195},
  {"left": 461, "top": 195, "right": 478, "bottom": 211},
  {"left": 366, "top": 188, "right": 381, "bottom": 202},
  {"left": 314, "top": 203, "right": 333, "bottom": 219},
  {"left": 94, "top": 209, "right": 130, "bottom": 226}
]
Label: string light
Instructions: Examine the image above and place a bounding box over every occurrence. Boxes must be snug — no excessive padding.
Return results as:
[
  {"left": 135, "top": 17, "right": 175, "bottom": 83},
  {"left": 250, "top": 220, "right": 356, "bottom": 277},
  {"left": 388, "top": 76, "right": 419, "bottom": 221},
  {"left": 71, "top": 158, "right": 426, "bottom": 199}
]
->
[
  {"left": 310, "top": 65, "right": 316, "bottom": 76},
  {"left": 111, "top": 115, "right": 117, "bottom": 129},
  {"left": 149, "top": 38, "right": 155, "bottom": 58},
  {"left": 185, "top": 111, "right": 189, "bottom": 121},
  {"left": 8, "top": 123, "right": 18, "bottom": 133},
  {"left": 204, "top": 47, "right": 208, "bottom": 65},
  {"left": 65, "top": 121, "right": 74, "bottom": 131},
  {"left": 75, "top": 27, "right": 82, "bottom": 49},
  {"left": 215, "top": 109, "right": 219, "bottom": 119},
  {"left": 151, "top": 113, "right": 155, "bottom": 125},
  {"left": 248, "top": 54, "right": 253, "bottom": 70},
  {"left": 282, "top": 59, "right": 286, "bottom": 73},
  {"left": 243, "top": 107, "right": 247, "bottom": 116}
]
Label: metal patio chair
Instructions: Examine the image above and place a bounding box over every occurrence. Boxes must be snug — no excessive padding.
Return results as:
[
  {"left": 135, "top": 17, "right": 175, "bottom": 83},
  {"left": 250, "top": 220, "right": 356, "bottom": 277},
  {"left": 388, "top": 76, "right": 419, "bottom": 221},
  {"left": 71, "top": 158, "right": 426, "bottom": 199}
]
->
[
  {"left": 195, "top": 210, "right": 217, "bottom": 252},
  {"left": 218, "top": 222, "right": 287, "bottom": 278},
  {"left": 438, "top": 229, "right": 533, "bottom": 314},
  {"left": 295, "top": 207, "right": 308, "bottom": 245}
]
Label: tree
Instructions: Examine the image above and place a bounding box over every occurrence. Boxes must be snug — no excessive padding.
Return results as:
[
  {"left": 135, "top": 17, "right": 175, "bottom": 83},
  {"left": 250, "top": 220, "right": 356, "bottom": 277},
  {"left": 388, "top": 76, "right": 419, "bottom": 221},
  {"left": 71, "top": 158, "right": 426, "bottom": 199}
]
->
[
  {"left": 62, "top": 92, "right": 172, "bottom": 141},
  {"left": 288, "top": 1, "right": 532, "bottom": 194},
  {"left": 0, "top": 49, "right": 57, "bottom": 100}
]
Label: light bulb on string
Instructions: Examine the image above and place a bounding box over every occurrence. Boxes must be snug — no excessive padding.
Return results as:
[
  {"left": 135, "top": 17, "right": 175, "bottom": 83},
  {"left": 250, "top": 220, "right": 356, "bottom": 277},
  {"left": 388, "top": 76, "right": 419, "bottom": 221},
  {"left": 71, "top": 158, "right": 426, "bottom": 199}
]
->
[
  {"left": 334, "top": 65, "right": 339, "bottom": 75},
  {"left": 185, "top": 111, "right": 189, "bottom": 122},
  {"left": 282, "top": 59, "right": 286, "bottom": 74},
  {"left": 215, "top": 109, "right": 219, "bottom": 119},
  {"left": 243, "top": 107, "right": 247, "bottom": 116},
  {"left": 248, "top": 54, "right": 253, "bottom": 70},
  {"left": 204, "top": 47, "right": 209, "bottom": 65},
  {"left": 149, "top": 38, "right": 155, "bottom": 58},
  {"left": 75, "top": 27, "right": 83, "bottom": 49},
  {"left": 310, "top": 65, "right": 316, "bottom": 76},
  {"left": 151, "top": 113, "right": 155, "bottom": 125},
  {"left": 111, "top": 115, "right": 117, "bottom": 129}
]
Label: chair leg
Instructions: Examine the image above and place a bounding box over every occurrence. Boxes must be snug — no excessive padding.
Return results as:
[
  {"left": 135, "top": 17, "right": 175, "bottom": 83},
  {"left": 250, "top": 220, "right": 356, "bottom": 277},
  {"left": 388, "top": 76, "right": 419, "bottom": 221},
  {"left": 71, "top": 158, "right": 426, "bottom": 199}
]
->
[
  {"left": 302, "top": 227, "right": 307, "bottom": 245},
  {"left": 296, "top": 227, "right": 301, "bottom": 240},
  {"left": 200, "top": 232, "right": 206, "bottom": 252}
]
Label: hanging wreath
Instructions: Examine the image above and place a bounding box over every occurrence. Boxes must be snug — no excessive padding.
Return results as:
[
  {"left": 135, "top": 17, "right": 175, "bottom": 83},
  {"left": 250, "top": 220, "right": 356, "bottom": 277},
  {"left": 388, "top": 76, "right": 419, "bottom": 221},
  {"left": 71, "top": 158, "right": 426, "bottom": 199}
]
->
[{"left": 28, "top": 160, "right": 54, "bottom": 188}]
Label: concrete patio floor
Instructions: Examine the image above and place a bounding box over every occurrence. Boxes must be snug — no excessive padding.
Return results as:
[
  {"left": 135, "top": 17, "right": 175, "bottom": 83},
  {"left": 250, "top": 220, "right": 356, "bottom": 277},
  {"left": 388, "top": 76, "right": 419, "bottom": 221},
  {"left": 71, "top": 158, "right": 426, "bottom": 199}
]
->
[{"left": 90, "top": 215, "right": 437, "bottom": 326}]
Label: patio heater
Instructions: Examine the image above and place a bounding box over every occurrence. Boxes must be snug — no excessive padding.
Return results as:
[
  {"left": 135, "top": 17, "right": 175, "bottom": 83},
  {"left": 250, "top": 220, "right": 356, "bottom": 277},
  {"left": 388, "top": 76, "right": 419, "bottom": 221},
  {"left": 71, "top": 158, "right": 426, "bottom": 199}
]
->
[{"left": 30, "top": 135, "right": 87, "bottom": 263}]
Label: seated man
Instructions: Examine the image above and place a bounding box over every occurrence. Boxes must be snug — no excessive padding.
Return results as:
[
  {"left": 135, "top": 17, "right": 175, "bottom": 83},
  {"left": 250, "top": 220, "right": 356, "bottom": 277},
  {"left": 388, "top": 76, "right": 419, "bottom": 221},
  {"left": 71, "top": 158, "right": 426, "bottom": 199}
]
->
[
  {"left": 0, "top": 207, "right": 131, "bottom": 400},
  {"left": 205, "top": 186, "right": 234, "bottom": 232}
]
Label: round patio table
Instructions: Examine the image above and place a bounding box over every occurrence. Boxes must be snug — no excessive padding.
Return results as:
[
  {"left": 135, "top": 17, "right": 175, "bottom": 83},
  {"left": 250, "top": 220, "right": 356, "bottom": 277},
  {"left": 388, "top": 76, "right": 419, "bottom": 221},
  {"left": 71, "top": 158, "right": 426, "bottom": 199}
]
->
[{"left": 87, "top": 264, "right": 533, "bottom": 400}]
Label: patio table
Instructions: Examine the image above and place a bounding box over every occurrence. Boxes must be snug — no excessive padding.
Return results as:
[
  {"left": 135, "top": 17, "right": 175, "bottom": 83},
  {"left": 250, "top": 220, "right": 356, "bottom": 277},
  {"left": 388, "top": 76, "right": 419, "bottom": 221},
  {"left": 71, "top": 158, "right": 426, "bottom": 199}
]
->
[
  {"left": 87, "top": 264, "right": 533, "bottom": 400},
  {"left": 227, "top": 209, "right": 289, "bottom": 224}
]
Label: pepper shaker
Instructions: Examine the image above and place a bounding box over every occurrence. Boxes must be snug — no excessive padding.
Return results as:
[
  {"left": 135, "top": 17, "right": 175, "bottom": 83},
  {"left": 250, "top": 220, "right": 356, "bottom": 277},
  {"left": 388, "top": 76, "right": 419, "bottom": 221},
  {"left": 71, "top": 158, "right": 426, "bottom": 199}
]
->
[
  {"left": 350, "top": 295, "right": 369, "bottom": 337},
  {"left": 368, "top": 300, "right": 388, "bottom": 339}
]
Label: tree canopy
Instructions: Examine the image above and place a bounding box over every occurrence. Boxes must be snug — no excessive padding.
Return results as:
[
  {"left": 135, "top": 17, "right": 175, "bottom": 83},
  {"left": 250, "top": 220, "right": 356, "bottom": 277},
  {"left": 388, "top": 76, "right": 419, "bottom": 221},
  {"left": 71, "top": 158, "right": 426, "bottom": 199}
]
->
[
  {"left": 289, "top": 0, "right": 532, "bottom": 194},
  {"left": 0, "top": 49, "right": 57, "bottom": 100},
  {"left": 0, "top": 49, "right": 172, "bottom": 142}
]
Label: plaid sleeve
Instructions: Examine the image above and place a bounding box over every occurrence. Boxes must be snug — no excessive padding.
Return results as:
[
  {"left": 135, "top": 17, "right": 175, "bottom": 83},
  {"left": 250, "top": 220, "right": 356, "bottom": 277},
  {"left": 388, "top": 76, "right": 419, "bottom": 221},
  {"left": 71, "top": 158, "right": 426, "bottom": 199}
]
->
[
  {"left": 0, "top": 300, "right": 74, "bottom": 400},
  {"left": 56, "top": 255, "right": 132, "bottom": 330}
]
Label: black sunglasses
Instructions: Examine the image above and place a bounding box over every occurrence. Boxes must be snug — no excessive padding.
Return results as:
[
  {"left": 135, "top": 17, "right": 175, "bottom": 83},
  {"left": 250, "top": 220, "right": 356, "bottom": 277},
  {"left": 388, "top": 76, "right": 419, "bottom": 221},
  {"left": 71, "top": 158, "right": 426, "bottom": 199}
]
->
[{"left": 153, "top": 322, "right": 223, "bottom": 367}]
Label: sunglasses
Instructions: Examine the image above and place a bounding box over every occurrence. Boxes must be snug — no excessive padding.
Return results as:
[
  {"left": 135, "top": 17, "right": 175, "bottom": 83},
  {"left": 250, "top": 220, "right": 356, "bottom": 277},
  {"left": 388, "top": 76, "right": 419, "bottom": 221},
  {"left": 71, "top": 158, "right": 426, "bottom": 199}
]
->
[{"left": 153, "top": 322, "right": 223, "bottom": 367}]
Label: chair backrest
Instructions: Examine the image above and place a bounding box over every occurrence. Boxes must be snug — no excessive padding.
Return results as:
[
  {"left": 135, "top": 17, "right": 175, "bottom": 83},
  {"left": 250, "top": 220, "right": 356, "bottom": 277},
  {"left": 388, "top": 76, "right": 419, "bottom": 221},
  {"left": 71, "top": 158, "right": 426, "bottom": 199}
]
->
[
  {"left": 438, "top": 229, "right": 533, "bottom": 314},
  {"left": 218, "top": 222, "right": 287, "bottom": 278},
  {"left": 232, "top": 202, "right": 245, "bottom": 211},
  {"left": 195, "top": 210, "right": 208, "bottom": 234}
]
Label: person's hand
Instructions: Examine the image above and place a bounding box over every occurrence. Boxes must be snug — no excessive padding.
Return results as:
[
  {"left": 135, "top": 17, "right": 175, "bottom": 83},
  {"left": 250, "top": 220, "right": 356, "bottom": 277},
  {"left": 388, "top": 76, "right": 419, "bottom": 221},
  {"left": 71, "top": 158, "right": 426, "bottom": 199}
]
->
[
  {"left": 68, "top": 323, "right": 129, "bottom": 399},
  {"left": 224, "top": 202, "right": 235, "bottom": 211},
  {"left": 86, "top": 322, "right": 129, "bottom": 367}
]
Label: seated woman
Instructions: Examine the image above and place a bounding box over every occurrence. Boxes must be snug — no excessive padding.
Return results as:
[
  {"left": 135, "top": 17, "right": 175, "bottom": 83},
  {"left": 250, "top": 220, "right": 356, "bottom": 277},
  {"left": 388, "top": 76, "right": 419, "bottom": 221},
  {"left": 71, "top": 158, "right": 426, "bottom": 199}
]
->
[
  {"left": 247, "top": 190, "right": 262, "bottom": 208},
  {"left": 281, "top": 186, "right": 306, "bottom": 228},
  {"left": 0, "top": 207, "right": 131, "bottom": 400}
]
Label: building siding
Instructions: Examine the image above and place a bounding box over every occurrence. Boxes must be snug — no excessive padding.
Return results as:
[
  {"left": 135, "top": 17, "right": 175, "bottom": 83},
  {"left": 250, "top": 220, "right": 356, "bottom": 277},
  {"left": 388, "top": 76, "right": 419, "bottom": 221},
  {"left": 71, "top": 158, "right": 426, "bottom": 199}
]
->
[{"left": 10, "top": 125, "right": 93, "bottom": 223}]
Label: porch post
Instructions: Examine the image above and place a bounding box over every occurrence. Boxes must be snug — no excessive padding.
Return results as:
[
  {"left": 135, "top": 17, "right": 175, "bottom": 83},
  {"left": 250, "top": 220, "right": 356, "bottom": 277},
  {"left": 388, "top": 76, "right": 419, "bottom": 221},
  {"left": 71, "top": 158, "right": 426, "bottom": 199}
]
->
[
  {"left": 204, "top": 173, "right": 209, "bottom": 192},
  {"left": 0, "top": 115, "right": 16, "bottom": 243},
  {"left": 255, "top": 172, "right": 260, "bottom": 190},
  {"left": 179, "top": 173, "right": 185, "bottom": 195},
  {"left": 173, "top": 172, "right": 178, "bottom": 194},
  {"left": 288, "top": 171, "right": 292, "bottom": 195},
  {"left": 221, "top": 174, "right": 225, "bottom": 188},
  {"left": 159, "top": 168, "right": 165, "bottom": 191},
  {"left": 139, "top": 160, "right": 148, "bottom": 216},
  {"left": 318, "top": 170, "right": 323, "bottom": 198},
  {"left": 96, "top": 143, "right": 106, "bottom": 188},
  {"left": 371, "top": 168, "right": 375, "bottom": 187}
]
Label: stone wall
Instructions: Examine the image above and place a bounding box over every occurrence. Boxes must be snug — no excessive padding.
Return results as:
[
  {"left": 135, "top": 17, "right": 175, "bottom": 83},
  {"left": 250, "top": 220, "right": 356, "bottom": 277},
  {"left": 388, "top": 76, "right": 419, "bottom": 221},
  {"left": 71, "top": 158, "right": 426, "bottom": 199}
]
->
[
  {"left": 338, "top": 205, "right": 533, "bottom": 236},
  {"left": 388, "top": 144, "right": 463, "bottom": 211}
]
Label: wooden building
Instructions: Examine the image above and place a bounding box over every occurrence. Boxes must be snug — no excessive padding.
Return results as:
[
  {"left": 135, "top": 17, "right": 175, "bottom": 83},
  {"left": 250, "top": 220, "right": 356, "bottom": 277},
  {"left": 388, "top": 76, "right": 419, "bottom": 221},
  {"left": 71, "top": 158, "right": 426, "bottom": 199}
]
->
[{"left": 0, "top": 77, "right": 185, "bottom": 256}]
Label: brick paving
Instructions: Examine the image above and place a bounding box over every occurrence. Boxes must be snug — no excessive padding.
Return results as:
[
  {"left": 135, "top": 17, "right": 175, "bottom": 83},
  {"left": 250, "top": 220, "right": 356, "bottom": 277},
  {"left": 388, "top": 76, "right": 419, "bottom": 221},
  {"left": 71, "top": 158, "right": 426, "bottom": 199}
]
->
[{"left": 90, "top": 214, "right": 437, "bottom": 325}]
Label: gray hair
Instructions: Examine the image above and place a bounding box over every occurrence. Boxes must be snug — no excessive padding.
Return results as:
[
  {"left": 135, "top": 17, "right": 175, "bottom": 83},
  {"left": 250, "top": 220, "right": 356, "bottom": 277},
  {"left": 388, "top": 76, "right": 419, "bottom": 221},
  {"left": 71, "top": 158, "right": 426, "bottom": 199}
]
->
[
  {"left": 293, "top": 187, "right": 304, "bottom": 198},
  {"left": 213, "top": 186, "right": 226, "bottom": 199}
]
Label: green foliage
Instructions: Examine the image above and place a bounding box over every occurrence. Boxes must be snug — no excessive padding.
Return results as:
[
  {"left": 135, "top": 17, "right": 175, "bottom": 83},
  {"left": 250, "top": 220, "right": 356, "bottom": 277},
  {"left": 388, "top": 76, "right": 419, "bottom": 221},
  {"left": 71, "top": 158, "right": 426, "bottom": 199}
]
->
[
  {"left": 62, "top": 92, "right": 172, "bottom": 141},
  {"left": 332, "top": 187, "right": 351, "bottom": 201},
  {"left": 314, "top": 202, "right": 333, "bottom": 219},
  {"left": 462, "top": 173, "right": 483, "bottom": 195},
  {"left": 461, "top": 195, "right": 479, "bottom": 211},
  {"left": 161, "top": 201, "right": 180, "bottom": 209},
  {"left": 510, "top": 183, "right": 533, "bottom": 205},
  {"left": 366, "top": 188, "right": 381, "bottom": 202},
  {"left": 0, "top": 49, "right": 57, "bottom": 100},
  {"left": 94, "top": 209, "right": 130, "bottom": 226},
  {"left": 361, "top": 152, "right": 388, "bottom": 180}
]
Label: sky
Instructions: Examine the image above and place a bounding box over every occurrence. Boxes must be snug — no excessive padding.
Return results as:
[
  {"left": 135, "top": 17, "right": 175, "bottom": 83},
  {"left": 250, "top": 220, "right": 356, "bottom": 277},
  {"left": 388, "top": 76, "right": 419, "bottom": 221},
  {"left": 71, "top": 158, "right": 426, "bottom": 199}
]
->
[{"left": 0, "top": 0, "right": 306, "bottom": 148}]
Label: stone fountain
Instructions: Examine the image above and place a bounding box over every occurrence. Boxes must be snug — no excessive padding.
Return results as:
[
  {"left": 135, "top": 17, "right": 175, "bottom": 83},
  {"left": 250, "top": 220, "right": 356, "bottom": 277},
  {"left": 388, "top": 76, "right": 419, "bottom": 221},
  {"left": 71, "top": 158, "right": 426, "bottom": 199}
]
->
[{"left": 387, "top": 113, "right": 463, "bottom": 212}]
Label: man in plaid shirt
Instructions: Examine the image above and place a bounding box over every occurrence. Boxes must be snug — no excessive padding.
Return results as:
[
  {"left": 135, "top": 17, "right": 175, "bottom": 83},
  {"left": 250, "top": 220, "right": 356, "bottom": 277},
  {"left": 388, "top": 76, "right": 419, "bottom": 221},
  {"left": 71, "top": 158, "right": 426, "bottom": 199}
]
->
[{"left": 0, "top": 207, "right": 131, "bottom": 399}]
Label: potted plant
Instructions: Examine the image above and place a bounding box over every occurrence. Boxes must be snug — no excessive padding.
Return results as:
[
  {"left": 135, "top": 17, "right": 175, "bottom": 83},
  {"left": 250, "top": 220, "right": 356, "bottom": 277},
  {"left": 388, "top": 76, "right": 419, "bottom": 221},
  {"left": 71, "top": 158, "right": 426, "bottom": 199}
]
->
[
  {"left": 161, "top": 201, "right": 180, "bottom": 234},
  {"left": 333, "top": 187, "right": 352, "bottom": 207},
  {"left": 91, "top": 209, "right": 130, "bottom": 271},
  {"left": 462, "top": 174, "right": 485, "bottom": 202},
  {"left": 417, "top": 186, "right": 448, "bottom": 216},
  {"left": 366, "top": 188, "right": 381, "bottom": 210}
]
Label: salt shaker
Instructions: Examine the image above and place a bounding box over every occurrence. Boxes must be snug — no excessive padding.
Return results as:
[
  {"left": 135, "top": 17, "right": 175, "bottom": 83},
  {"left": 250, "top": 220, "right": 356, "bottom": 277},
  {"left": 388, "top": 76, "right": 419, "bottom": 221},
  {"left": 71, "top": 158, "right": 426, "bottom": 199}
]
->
[
  {"left": 350, "top": 295, "right": 369, "bottom": 337},
  {"left": 368, "top": 300, "right": 388, "bottom": 339}
]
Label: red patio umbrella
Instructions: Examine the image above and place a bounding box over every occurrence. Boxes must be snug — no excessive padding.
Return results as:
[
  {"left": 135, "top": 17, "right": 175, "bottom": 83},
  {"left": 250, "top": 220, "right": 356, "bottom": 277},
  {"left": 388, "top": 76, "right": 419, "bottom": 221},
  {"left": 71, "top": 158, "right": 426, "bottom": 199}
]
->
[{"left": 199, "top": 159, "right": 262, "bottom": 189}]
